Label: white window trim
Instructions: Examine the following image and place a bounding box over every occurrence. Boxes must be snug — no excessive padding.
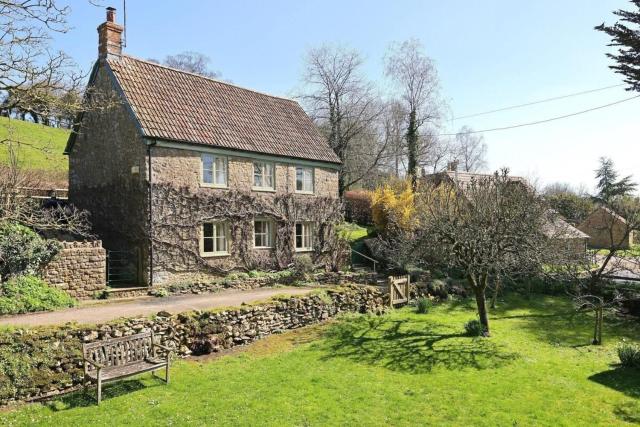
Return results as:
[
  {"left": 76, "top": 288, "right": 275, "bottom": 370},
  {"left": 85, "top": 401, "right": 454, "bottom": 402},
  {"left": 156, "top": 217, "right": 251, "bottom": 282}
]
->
[
  {"left": 253, "top": 218, "right": 275, "bottom": 249},
  {"left": 252, "top": 161, "right": 276, "bottom": 192},
  {"left": 295, "top": 166, "right": 315, "bottom": 194},
  {"left": 294, "top": 221, "right": 314, "bottom": 252},
  {"left": 200, "top": 154, "right": 228, "bottom": 188},
  {"left": 200, "top": 221, "right": 231, "bottom": 257}
]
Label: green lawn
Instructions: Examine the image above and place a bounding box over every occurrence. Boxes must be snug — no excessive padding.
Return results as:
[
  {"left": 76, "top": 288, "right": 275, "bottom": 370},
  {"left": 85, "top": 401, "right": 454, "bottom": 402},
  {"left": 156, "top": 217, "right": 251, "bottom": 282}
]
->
[
  {"left": 2, "top": 294, "right": 640, "bottom": 426},
  {"left": 594, "top": 245, "right": 640, "bottom": 259},
  {"left": 339, "top": 222, "right": 374, "bottom": 244},
  {"left": 0, "top": 117, "right": 69, "bottom": 174}
]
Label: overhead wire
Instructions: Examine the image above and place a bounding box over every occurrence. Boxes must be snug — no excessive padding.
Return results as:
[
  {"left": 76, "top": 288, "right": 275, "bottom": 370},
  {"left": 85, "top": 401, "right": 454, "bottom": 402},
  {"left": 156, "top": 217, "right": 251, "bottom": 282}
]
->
[
  {"left": 452, "top": 83, "right": 625, "bottom": 120},
  {"left": 441, "top": 94, "right": 640, "bottom": 136}
]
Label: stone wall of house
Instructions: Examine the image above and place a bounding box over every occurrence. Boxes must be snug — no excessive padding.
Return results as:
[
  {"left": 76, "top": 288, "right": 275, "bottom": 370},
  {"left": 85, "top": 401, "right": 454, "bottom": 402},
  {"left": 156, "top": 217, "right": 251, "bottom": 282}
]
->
[
  {"left": 151, "top": 146, "right": 339, "bottom": 197},
  {"left": 577, "top": 208, "right": 633, "bottom": 249},
  {"left": 68, "top": 62, "right": 150, "bottom": 285},
  {"left": 149, "top": 147, "right": 342, "bottom": 283},
  {"left": 0, "top": 286, "right": 385, "bottom": 406},
  {"left": 41, "top": 241, "right": 107, "bottom": 299}
]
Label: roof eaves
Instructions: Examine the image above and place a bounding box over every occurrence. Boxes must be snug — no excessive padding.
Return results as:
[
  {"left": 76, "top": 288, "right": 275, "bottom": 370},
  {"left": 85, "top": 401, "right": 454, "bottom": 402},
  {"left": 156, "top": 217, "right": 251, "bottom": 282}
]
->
[{"left": 153, "top": 137, "right": 341, "bottom": 168}]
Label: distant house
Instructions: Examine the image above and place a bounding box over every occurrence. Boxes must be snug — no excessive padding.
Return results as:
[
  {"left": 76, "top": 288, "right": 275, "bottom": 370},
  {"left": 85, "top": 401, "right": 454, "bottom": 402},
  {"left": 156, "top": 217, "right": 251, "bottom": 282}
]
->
[
  {"left": 577, "top": 206, "right": 635, "bottom": 249},
  {"left": 543, "top": 214, "right": 590, "bottom": 261},
  {"left": 423, "top": 162, "right": 528, "bottom": 190},
  {"left": 424, "top": 162, "right": 589, "bottom": 259},
  {"left": 65, "top": 8, "right": 341, "bottom": 286}
]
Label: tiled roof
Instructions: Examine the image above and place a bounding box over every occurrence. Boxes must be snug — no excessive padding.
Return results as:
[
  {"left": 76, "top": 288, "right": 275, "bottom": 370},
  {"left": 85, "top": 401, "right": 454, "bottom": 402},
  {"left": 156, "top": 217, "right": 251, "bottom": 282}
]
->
[
  {"left": 107, "top": 55, "right": 340, "bottom": 164},
  {"left": 543, "top": 213, "right": 591, "bottom": 239},
  {"left": 441, "top": 170, "right": 528, "bottom": 188}
]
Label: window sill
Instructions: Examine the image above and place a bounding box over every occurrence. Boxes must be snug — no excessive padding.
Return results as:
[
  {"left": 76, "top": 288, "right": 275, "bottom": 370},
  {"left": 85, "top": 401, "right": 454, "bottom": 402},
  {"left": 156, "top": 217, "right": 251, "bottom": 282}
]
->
[
  {"left": 295, "top": 248, "right": 314, "bottom": 253},
  {"left": 200, "top": 252, "right": 230, "bottom": 258},
  {"left": 295, "top": 190, "right": 315, "bottom": 195},
  {"left": 252, "top": 187, "right": 276, "bottom": 193},
  {"left": 200, "top": 183, "right": 228, "bottom": 189},
  {"left": 253, "top": 246, "right": 274, "bottom": 250}
]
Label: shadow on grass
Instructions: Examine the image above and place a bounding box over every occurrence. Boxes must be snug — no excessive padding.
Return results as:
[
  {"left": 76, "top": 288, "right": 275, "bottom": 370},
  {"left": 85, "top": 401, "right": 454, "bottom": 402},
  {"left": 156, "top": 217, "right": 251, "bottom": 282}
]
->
[
  {"left": 589, "top": 368, "right": 640, "bottom": 399},
  {"left": 515, "top": 308, "right": 640, "bottom": 347},
  {"left": 590, "top": 368, "right": 640, "bottom": 424},
  {"left": 46, "top": 378, "right": 160, "bottom": 411},
  {"left": 315, "top": 315, "right": 518, "bottom": 374}
]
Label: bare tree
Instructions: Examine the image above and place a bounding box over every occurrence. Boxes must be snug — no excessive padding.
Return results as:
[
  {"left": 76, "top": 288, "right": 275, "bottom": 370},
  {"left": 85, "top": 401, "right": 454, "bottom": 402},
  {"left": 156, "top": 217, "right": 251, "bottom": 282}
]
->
[
  {"left": 379, "top": 99, "right": 406, "bottom": 177},
  {"left": 413, "top": 171, "right": 549, "bottom": 335},
  {"left": 419, "top": 130, "right": 451, "bottom": 174},
  {"left": 162, "top": 51, "right": 221, "bottom": 79},
  {"left": 298, "top": 44, "right": 386, "bottom": 195},
  {"left": 453, "top": 126, "right": 488, "bottom": 172},
  {"left": 1, "top": 1, "right": 118, "bottom": 144},
  {"left": 548, "top": 161, "right": 640, "bottom": 345},
  {"left": 0, "top": 1, "right": 83, "bottom": 124},
  {"left": 0, "top": 143, "right": 90, "bottom": 235},
  {"left": 385, "top": 39, "right": 443, "bottom": 189}
]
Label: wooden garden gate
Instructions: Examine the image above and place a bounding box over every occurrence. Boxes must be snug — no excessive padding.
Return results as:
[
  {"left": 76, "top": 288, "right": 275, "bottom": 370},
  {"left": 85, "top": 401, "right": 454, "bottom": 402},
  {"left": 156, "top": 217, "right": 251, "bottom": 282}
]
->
[{"left": 388, "top": 275, "right": 410, "bottom": 306}]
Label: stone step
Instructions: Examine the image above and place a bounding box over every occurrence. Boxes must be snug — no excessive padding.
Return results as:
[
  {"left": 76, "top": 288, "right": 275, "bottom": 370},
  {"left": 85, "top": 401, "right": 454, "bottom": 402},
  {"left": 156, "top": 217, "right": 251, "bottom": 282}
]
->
[{"left": 105, "top": 286, "right": 149, "bottom": 299}]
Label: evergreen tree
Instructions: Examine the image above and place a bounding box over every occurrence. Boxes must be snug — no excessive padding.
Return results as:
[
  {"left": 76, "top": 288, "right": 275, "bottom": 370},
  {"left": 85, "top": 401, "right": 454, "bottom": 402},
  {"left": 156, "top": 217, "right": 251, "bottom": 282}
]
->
[
  {"left": 596, "top": 1, "right": 640, "bottom": 91},
  {"left": 594, "top": 157, "right": 637, "bottom": 203}
]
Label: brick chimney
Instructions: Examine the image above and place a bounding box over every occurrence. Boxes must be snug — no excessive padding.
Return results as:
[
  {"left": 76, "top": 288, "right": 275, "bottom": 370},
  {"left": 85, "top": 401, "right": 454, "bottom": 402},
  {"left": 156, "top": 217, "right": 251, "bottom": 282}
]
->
[
  {"left": 447, "top": 160, "right": 459, "bottom": 172},
  {"left": 97, "top": 7, "right": 123, "bottom": 59}
]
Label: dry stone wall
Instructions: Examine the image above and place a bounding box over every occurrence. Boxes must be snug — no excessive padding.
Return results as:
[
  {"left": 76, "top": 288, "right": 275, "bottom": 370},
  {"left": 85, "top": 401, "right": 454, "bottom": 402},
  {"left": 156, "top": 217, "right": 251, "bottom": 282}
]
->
[
  {"left": 0, "top": 286, "right": 385, "bottom": 406},
  {"left": 41, "top": 241, "right": 107, "bottom": 299}
]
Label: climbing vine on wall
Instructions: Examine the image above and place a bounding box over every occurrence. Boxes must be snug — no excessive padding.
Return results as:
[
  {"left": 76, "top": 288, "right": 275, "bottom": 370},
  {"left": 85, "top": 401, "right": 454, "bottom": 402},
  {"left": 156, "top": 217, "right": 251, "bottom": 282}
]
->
[{"left": 150, "top": 184, "right": 346, "bottom": 274}]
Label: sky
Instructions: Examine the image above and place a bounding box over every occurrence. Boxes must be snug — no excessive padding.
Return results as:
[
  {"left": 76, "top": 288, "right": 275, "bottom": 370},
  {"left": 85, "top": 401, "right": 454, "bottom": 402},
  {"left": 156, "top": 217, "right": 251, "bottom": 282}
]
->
[{"left": 53, "top": 0, "right": 639, "bottom": 192}]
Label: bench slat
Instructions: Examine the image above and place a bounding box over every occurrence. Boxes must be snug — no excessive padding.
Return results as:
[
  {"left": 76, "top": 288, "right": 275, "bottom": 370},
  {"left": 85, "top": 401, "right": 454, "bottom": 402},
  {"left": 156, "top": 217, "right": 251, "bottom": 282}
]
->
[
  {"left": 82, "top": 331, "right": 152, "bottom": 350},
  {"left": 86, "top": 360, "right": 166, "bottom": 381}
]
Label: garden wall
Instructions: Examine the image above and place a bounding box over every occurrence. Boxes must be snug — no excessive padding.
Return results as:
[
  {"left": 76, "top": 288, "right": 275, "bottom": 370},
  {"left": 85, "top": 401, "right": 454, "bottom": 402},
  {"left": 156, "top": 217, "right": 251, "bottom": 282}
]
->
[
  {"left": 41, "top": 241, "right": 107, "bottom": 299},
  {"left": 0, "top": 286, "right": 385, "bottom": 406}
]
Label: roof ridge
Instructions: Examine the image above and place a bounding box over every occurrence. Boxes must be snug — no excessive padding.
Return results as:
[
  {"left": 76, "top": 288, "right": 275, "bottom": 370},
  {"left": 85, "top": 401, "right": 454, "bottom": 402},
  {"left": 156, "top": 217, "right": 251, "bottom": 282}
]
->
[{"left": 113, "top": 54, "right": 299, "bottom": 104}]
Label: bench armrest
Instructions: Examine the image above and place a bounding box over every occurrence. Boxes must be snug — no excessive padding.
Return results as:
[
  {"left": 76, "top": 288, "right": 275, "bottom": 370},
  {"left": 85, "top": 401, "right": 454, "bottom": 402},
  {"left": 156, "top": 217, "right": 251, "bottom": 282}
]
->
[
  {"left": 84, "top": 358, "right": 104, "bottom": 369},
  {"left": 153, "top": 342, "right": 173, "bottom": 353}
]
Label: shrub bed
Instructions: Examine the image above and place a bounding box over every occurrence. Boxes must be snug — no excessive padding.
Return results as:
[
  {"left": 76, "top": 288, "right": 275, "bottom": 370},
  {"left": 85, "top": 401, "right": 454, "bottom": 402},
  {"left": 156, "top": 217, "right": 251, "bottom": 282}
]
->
[{"left": 0, "top": 276, "right": 76, "bottom": 315}]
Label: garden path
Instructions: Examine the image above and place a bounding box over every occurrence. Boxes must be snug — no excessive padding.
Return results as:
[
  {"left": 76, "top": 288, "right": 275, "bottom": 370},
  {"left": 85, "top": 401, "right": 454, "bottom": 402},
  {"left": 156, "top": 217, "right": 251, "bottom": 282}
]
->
[{"left": 0, "top": 287, "right": 319, "bottom": 327}]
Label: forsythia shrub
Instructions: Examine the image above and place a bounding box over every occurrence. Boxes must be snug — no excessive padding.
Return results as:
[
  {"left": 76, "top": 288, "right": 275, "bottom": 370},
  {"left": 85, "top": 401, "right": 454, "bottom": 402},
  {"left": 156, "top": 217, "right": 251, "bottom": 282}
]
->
[
  {"left": 371, "top": 180, "right": 416, "bottom": 233},
  {"left": 0, "top": 275, "right": 76, "bottom": 315}
]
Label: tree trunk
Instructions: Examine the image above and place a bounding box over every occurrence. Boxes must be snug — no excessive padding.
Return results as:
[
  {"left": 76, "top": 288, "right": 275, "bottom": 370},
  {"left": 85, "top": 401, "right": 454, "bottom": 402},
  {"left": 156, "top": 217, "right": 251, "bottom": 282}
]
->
[
  {"left": 490, "top": 274, "right": 501, "bottom": 309},
  {"left": 469, "top": 274, "right": 490, "bottom": 336},
  {"left": 406, "top": 109, "right": 418, "bottom": 191},
  {"left": 592, "top": 307, "right": 603, "bottom": 345}
]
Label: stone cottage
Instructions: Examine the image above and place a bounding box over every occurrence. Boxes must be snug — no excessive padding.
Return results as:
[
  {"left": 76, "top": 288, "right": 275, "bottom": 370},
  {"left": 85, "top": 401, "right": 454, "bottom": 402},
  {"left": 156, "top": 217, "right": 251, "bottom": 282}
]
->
[
  {"left": 65, "top": 8, "right": 341, "bottom": 286},
  {"left": 577, "top": 206, "right": 635, "bottom": 250}
]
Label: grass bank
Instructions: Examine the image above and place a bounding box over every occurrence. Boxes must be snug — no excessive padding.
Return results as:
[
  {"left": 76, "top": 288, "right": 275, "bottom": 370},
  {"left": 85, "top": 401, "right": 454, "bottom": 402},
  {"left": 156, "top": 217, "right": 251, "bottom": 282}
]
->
[
  {"left": 2, "top": 294, "right": 639, "bottom": 426},
  {"left": 0, "top": 117, "right": 69, "bottom": 186}
]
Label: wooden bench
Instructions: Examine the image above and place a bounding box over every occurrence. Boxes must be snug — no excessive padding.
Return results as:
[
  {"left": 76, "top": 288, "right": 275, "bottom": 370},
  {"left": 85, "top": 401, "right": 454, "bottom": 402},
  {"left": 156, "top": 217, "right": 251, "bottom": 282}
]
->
[{"left": 82, "top": 331, "right": 172, "bottom": 404}]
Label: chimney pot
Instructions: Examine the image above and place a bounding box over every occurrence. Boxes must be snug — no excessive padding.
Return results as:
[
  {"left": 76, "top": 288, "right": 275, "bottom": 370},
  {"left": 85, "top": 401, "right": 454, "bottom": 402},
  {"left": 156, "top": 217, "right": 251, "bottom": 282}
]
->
[{"left": 106, "top": 7, "right": 116, "bottom": 22}]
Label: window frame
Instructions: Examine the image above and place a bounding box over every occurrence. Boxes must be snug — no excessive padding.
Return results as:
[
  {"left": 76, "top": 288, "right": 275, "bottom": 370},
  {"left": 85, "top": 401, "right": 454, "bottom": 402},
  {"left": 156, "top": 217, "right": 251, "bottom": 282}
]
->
[
  {"left": 200, "top": 221, "right": 230, "bottom": 257},
  {"left": 295, "top": 166, "right": 314, "bottom": 194},
  {"left": 294, "top": 221, "right": 314, "bottom": 252},
  {"left": 253, "top": 218, "right": 275, "bottom": 249},
  {"left": 201, "top": 153, "right": 228, "bottom": 188},
  {"left": 252, "top": 161, "right": 276, "bottom": 191}
]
